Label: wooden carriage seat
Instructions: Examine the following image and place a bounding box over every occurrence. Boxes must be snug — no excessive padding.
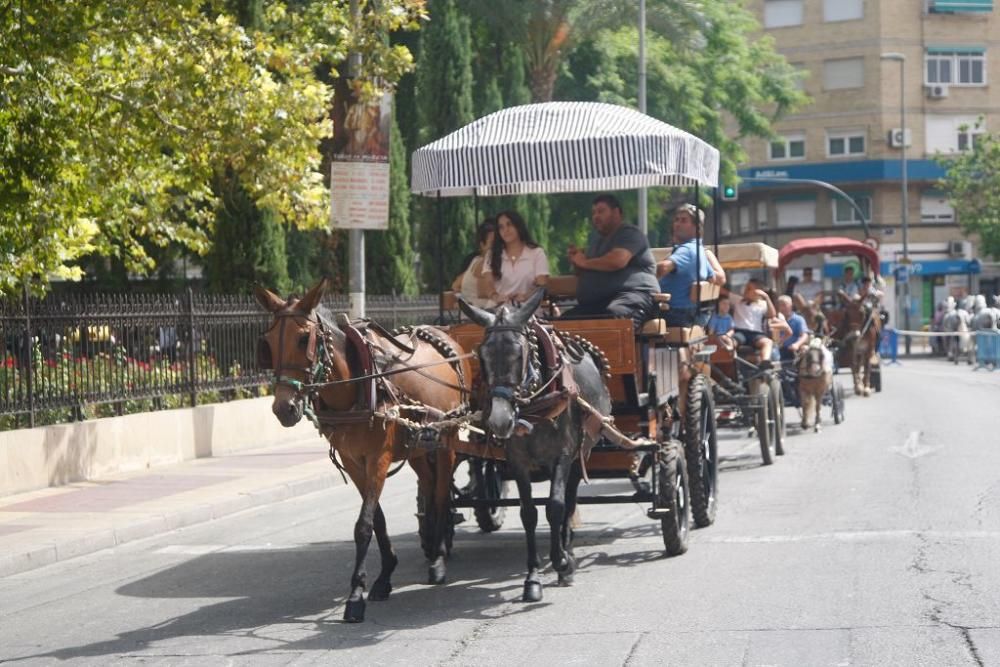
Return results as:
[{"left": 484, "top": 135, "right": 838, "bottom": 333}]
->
[{"left": 640, "top": 281, "right": 720, "bottom": 341}]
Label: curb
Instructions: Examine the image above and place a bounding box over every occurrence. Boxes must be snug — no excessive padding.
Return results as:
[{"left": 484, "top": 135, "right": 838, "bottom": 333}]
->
[{"left": 0, "top": 473, "right": 341, "bottom": 578}]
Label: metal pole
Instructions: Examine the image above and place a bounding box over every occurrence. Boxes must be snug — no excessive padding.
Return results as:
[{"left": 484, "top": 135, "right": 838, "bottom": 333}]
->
[
  {"left": 638, "top": 0, "right": 648, "bottom": 237},
  {"left": 348, "top": 0, "right": 365, "bottom": 320},
  {"left": 187, "top": 287, "right": 197, "bottom": 408},
  {"left": 900, "top": 58, "right": 912, "bottom": 355},
  {"left": 436, "top": 191, "right": 444, "bottom": 324}
]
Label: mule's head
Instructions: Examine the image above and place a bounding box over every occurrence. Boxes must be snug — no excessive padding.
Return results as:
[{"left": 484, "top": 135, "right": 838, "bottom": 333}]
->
[
  {"left": 254, "top": 279, "right": 328, "bottom": 427},
  {"left": 458, "top": 289, "right": 545, "bottom": 440}
]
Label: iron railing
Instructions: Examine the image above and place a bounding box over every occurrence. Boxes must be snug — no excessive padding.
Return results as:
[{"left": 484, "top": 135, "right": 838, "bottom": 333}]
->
[{"left": 0, "top": 290, "right": 442, "bottom": 428}]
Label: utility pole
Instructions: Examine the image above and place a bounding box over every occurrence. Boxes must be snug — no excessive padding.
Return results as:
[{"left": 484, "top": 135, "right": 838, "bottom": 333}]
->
[
  {"left": 882, "top": 52, "right": 910, "bottom": 353},
  {"left": 638, "top": 0, "right": 648, "bottom": 237},
  {"left": 348, "top": 0, "right": 365, "bottom": 319}
]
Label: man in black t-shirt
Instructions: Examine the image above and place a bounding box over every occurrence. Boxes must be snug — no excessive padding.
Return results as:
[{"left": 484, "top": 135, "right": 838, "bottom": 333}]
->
[{"left": 563, "top": 194, "right": 659, "bottom": 330}]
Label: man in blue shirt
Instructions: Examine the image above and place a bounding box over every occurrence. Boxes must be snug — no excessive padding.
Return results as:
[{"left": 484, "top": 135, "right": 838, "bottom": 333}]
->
[
  {"left": 656, "top": 204, "right": 714, "bottom": 326},
  {"left": 777, "top": 295, "right": 810, "bottom": 361}
]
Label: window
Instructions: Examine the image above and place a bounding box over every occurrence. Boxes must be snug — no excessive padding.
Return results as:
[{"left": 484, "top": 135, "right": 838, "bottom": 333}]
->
[
  {"left": 929, "top": 0, "right": 993, "bottom": 14},
  {"left": 833, "top": 195, "right": 872, "bottom": 225},
  {"left": 825, "top": 0, "right": 863, "bottom": 21},
  {"left": 790, "top": 62, "right": 809, "bottom": 91},
  {"left": 769, "top": 132, "right": 806, "bottom": 160},
  {"left": 764, "top": 0, "right": 804, "bottom": 28},
  {"left": 775, "top": 199, "right": 816, "bottom": 228},
  {"left": 827, "top": 130, "right": 866, "bottom": 157},
  {"left": 926, "top": 115, "right": 985, "bottom": 153},
  {"left": 739, "top": 207, "right": 751, "bottom": 233},
  {"left": 920, "top": 191, "right": 956, "bottom": 222},
  {"left": 824, "top": 58, "right": 865, "bottom": 90},
  {"left": 925, "top": 49, "right": 986, "bottom": 86},
  {"left": 720, "top": 210, "right": 732, "bottom": 236},
  {"left": 757, "top": 201, "right": 769, "bottom": 229}
]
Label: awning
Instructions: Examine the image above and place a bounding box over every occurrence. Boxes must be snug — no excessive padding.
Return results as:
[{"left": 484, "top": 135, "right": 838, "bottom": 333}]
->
[
  {"left": 716, "top": 243, "right": 780, "bottom": 270},
  {"left": 930, "top": 0, "right": 993, "bottom": 13},
  {"left": 778, "top": 237, "right": 881, "bottom": 275},
  {"left": 411, "top": 102, "right": 719, "bottom": 197}
]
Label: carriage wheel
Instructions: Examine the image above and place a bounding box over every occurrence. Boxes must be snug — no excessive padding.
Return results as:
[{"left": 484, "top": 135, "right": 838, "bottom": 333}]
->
[
  {"left": 755, "top": 383, "right": 775, "bottom": 466},
  {"left": 684, "top": 374, "right": 718, "bottom": 528},
  {"left": 473, "top": 460, "right": 507, "bottom": 533},
  {"left": 657, "top": 442, "right": 690, "bottom": 556},
  {"left": 831, "top": 382, "right": 845, "bottom": 424},
  {"left": 768, "top": 376, "right": 786, "bottom": 456}
]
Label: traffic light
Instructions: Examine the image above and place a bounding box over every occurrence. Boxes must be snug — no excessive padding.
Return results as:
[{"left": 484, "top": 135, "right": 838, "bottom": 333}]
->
[{"left": 721, "top": 184, "right": 738, "bottom": 201}]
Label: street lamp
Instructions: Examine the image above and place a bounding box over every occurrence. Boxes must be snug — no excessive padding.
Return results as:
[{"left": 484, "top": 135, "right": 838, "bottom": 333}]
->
[{"left": 881, "top": 52, "right": 911, "bottom": 354}]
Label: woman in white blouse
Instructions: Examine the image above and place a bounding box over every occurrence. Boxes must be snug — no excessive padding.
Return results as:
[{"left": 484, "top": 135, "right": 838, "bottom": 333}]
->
[
  {"left": 482, "top": 210, "right": 549, "bottom": 304},
  {"left": 452, "top": 219, "right": 497, "bottom": 308}
]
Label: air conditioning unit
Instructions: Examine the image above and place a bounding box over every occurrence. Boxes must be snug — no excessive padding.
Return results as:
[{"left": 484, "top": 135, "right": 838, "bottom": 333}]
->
[
  {"left": 948, "top": 240, "right": 969, "bottom": 258},
  {"left": 888, "top": 128, "right": 912, "bottom": 148},
  {"left": 927, "top": 84, "right": 950, "bottom": 99}
]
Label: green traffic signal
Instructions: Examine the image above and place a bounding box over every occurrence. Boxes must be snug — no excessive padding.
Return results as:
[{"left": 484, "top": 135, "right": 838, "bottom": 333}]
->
[{"left": 721, "top": 184, "right": 738, "bottom": 201}]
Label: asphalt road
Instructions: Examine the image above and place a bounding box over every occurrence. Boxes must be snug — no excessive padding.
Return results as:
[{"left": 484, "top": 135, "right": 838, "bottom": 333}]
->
[{"left": 2, "top": 359, "right": 999, "bottom": 666}]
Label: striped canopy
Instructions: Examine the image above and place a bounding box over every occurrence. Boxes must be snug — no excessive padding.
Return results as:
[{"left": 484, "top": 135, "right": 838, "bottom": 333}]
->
[{"left": 411, "top": 102, "right": 719, "bottom": 197}]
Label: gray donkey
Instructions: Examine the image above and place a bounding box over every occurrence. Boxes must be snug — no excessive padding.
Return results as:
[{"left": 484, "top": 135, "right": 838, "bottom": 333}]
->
[{"left": 458, "top": 289, "right": 611, "bottom": 602}]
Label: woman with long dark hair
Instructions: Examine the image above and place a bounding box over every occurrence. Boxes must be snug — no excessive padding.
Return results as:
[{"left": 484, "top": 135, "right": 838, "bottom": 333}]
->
[
  {"left": 482, "top": 210, "right": 549, "bottom": 304},
  {"left": 452, "top": 218, "right": 497, "bottom": 308}
]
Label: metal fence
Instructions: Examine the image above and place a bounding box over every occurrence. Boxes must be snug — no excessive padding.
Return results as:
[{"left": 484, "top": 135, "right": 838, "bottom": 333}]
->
[{"left": 0, "top": 290, "right": 441, "bottom": 428}]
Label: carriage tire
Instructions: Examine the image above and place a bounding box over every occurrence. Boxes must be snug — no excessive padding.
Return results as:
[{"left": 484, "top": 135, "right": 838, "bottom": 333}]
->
[
  {"left": 657, "top": 442, "right": 691, "bottom": 556},
  {"left": 768, "top": 376, "right": 786, "bottom": 456},
  {"left": 832, "top": 382, "right": 845, "bottom": 424},
  {"left": 473, "top": 460, "right": 507, "bottom": 533},
  {"left": 684, "top": 375, "right": 718, "bottom": 528},
  {"left": 755, "top": 384, "right": 775, "bottom": 466}
]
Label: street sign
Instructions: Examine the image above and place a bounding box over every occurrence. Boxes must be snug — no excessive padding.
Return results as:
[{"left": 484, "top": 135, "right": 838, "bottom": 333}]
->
[{"left": 896, "top": 264, "right": 910, "bottom": 284}]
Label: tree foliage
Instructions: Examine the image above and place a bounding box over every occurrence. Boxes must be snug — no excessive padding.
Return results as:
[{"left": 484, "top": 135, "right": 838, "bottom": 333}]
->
[
  {"left": 414, "top": 0, "right": 475, "bottom": 288},
  {"left": 0, "top": 0, "right": 426, "bottom": 293},
  {"left": 938, "top": 126, "right": 1000, "bottom": 259}
]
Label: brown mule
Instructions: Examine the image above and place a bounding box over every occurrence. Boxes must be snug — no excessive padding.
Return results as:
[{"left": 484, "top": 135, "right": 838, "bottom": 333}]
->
[
  {"left": 254, "top": 280, "right": 471, "bottom": 623},
  {"left": 839, "top": 294, "right": 881, "bottom": 397}
]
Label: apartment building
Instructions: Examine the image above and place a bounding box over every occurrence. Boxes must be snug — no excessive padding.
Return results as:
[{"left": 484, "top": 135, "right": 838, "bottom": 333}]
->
[{"left": 721, "top": 0, "right": 999, "bottom": 326}]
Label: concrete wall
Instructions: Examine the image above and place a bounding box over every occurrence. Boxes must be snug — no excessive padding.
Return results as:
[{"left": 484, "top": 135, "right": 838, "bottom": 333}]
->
[{"left": 0, "top": 398, "right": 323, "bottom": 498}]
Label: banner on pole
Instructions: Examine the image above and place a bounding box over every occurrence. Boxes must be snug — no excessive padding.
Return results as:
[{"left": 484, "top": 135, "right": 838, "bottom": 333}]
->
[{"left": 330, "top": 81, "right": 391, "bottom": 230}]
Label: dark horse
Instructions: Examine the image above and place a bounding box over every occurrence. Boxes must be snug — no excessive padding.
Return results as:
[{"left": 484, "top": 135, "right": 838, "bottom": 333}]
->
[
  {"left": 458, "top": 290, "right": 611, "bottom": 602},
  {"left": 255, "top": 280, "right": 471, "bottom": 622}
]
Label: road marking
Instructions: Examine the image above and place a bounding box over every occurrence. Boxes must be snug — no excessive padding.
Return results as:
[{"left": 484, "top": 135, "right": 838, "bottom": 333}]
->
[{"left": 891, "top": 430, "right": 938, "bottom": 459}]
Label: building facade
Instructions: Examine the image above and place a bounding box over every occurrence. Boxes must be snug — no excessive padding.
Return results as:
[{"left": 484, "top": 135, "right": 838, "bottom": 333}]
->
[{"left": 720, "top": 0, "right": 1000, "bottom": 327}]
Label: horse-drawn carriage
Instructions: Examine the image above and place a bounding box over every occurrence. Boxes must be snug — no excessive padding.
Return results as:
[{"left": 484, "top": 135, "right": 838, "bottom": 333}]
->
[
  {"left": 254, "top": 102, "right": 725, "bottom": 622},
  {"left": 705, "top": 243, "right": 787, "bottom": 464},
  {"left": 777, "top": 237, "right": 884, "bottom": 396}
]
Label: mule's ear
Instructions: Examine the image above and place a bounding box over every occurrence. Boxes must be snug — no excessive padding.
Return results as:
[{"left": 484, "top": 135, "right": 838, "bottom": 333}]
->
[
  {"left": 510, "top": 288, "right": 546, "bottom": 328},
  {"left": 298, "top": 278, "right": 329, "bottom": 313},
  {"left": 254, "top": 285, "right": 285, "bottom": 313},
  {"left": 457, "top": 295, "right": 496, "bottom": 328}
]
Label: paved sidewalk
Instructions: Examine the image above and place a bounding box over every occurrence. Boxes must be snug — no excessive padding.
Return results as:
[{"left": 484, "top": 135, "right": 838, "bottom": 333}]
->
[{"left": 0, "top": 434, "right": 344, "bottom": 577}]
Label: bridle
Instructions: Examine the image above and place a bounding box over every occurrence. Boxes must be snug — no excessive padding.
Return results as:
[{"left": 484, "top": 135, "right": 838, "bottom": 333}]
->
[{"left": 257, "top": 307, "right": 330, "bottom": 395}]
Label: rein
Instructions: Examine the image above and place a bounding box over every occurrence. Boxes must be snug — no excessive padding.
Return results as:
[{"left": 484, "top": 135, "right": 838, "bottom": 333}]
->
[{"left": 301, "top": 352, "right": 475, "bottom": 392}]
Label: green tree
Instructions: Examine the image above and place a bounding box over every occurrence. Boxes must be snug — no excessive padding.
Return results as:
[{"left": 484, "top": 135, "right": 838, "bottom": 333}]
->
[
  {"left": 414, "top": 0, "right": 476, "bottom": 288},
  {"left": 0, "top": 0, "right": 425, "bottom": 293},
  {"left": 367, "top": 112, "right": 418, "bottom": 294},
  {"left": 938, "top": 124, "right": 1000, "bottom": 259}
]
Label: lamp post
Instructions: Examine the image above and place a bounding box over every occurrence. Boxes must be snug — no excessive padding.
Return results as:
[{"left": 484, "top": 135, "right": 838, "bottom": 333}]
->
[{"left": 881, "top": 52, "right": 910, "bottom": 354}]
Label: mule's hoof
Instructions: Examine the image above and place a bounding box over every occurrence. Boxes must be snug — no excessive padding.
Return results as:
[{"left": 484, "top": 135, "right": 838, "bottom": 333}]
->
[
  {"left": 814, "top": 425, "right": 821, "bottom": 433},
  {"left": 369, "top": 581, "right": 392, "bottom": 602},
  {"left": 428, "top": 562, "right": 447, "bottom": 586},
  {"left": 557, "top": 568, "right": 575, "bottom": 586},
  {"left": 522, "top": 580, "right": 543, "bottom": 602},
  {"left": 800, "top": 422, "right": 809, "bottom": 430},
  {"left": 343, "top": 598, "right": 366, "bottom": 623}
]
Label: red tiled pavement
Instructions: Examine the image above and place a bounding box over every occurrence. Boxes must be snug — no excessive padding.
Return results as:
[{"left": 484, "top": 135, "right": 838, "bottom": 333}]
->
[{"left": 0, "top": 475, "right": 238, "bottom": 513}]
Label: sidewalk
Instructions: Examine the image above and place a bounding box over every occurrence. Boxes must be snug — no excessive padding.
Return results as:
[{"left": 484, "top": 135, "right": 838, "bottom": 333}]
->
[{"left": 0, "top": 434, "right": 344, "bottom": 577}]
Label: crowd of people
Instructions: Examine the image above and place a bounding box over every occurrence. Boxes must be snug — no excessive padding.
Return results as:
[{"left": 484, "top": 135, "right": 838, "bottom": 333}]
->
[{"left": 450, "top": 193, "right": 884, "bottom": 368}]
